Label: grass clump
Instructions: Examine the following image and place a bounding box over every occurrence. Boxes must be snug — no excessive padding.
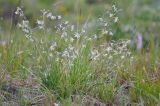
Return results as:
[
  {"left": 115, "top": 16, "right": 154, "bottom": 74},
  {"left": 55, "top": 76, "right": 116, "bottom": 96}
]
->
[{"left": 0, "top": 2, "right": 160, "bottom": 106}]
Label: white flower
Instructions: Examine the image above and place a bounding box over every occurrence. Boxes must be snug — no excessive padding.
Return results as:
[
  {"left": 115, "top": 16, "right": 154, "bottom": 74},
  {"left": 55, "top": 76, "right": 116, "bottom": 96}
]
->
[
  {"left": 93, "top": 34, "right": 97, "bottom": 39},
  {"left": 53, "top": 103, "right": 59, "bottom": 106},
  {"left": 46, "top": 12, "right": 52, "bottom": 18},
  {"left": 131, "top": 57, "right": 134, "bottom": 60},
  {"left": 109, "top": 31, "right": 113, "bottom": 36},
  {"left": 57, "top": 15, "right": 62, "bottom": 19},
  {"left": 22, "top": 28, "right": 29, "bottom": 33},
  {"left": 112, "top": 5, "right": 118, "bottom": 12},
  {"left": 104, "top": 22, "right": 108, "bottom": 27},
  {"left": 82, "top": 44, "right": 86, "bottom": 48},
  {"left": 18, "top": 23, "right": 22, "bottom": 28},
  {"left": 56, "top": 58, "right": 60, "bottom": 62},
  {"left": 37, "top": 20, "right": 44, "bottom": 25},
  {"left": 15, "top": 7, "right": 24, "bottom": 16},
  {"left": 61, "top": 32, "right": 67, "bottom": 38},
  {"left": 41, "top": 9, "right": 48, "bottom": 16},
  {"left": 99, "top": 18, "right": 103, "bottom": 21},
  {"left": 74, "top": 32, "right": 80, "bottom": 39},
  {"left": 106, "top": 47, "right": 112, "bottom": 52},
  {"left": 62, "top": 49, "right": 69, "bottom": 58},
  {"left": 51, "top": 16, "right": 56, "bottom": 20},
  {"left": 68, "top": 44, "right": 74, "bottom": 51},
  {"left": 22, "top": 20, "right": 29, "bottom": 28},
  {"left": 65, "top": 21, "right": 69, "bottom": 24},
  {"left": 49, "top": 53, "right": 53, "bottom": 57},
  {"left": 104, "top": 53, "right": 108, "bottom": 57},
  {"left": 37, "top": 20, "right": 44, "bottom": 29},
  {"left": 81, "top": 29, "right": 86, "bottom": 33},
  {"left": 102, "top": 30, "right": 108, "bottom": 35},
  {"left": 109, "top": 13, "right": 114, "bottom": 18},
  {"left": 114, "top": 17, "right": 119, "bottom": 23},
  {"left": 70, "top": 37, "right": 74, "bottom": 42},
  {"left": 90, "top": 49, "right": 100, "bottom": 60},
  {"left": 87, "top": 38, "right": 92, "bottom": 41},
  {"left": 121, "top": 56, "right": 125, "bottom": 59},
  {"left": 50, "top": 42, "right": 57, "bottom": 51}
]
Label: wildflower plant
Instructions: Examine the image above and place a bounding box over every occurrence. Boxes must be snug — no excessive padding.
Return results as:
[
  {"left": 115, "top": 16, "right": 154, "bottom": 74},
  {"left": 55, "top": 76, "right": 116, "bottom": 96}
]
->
[
  {"left": 9, "top": 4, "right": 134, "bottom": 104},
  {"left": 0, "top": 1, "right": 160, "bottom": 105}
]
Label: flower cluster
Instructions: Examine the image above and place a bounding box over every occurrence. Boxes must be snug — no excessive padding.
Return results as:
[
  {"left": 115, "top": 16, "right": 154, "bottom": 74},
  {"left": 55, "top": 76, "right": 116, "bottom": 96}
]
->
[
  {"left": 98, "top": 5, "right": 121, "bottom": 37},
  {"left": 41, "top": 9, "right": 61, "bottom": 20},
  {"left": 18, "top": 20, "right": 33, "bottom": 41},
  {"left": 90, "top": 39, "right": 132, "bottom": 61},
  {"left": 15, "top": 7, "right": 24, "bottom": 17},
  {"left": 14, "top": 5, "right": 133, "bottom": 73},
  {"left": 15, "top": 7, "right": 33, "bottom": 41}
]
